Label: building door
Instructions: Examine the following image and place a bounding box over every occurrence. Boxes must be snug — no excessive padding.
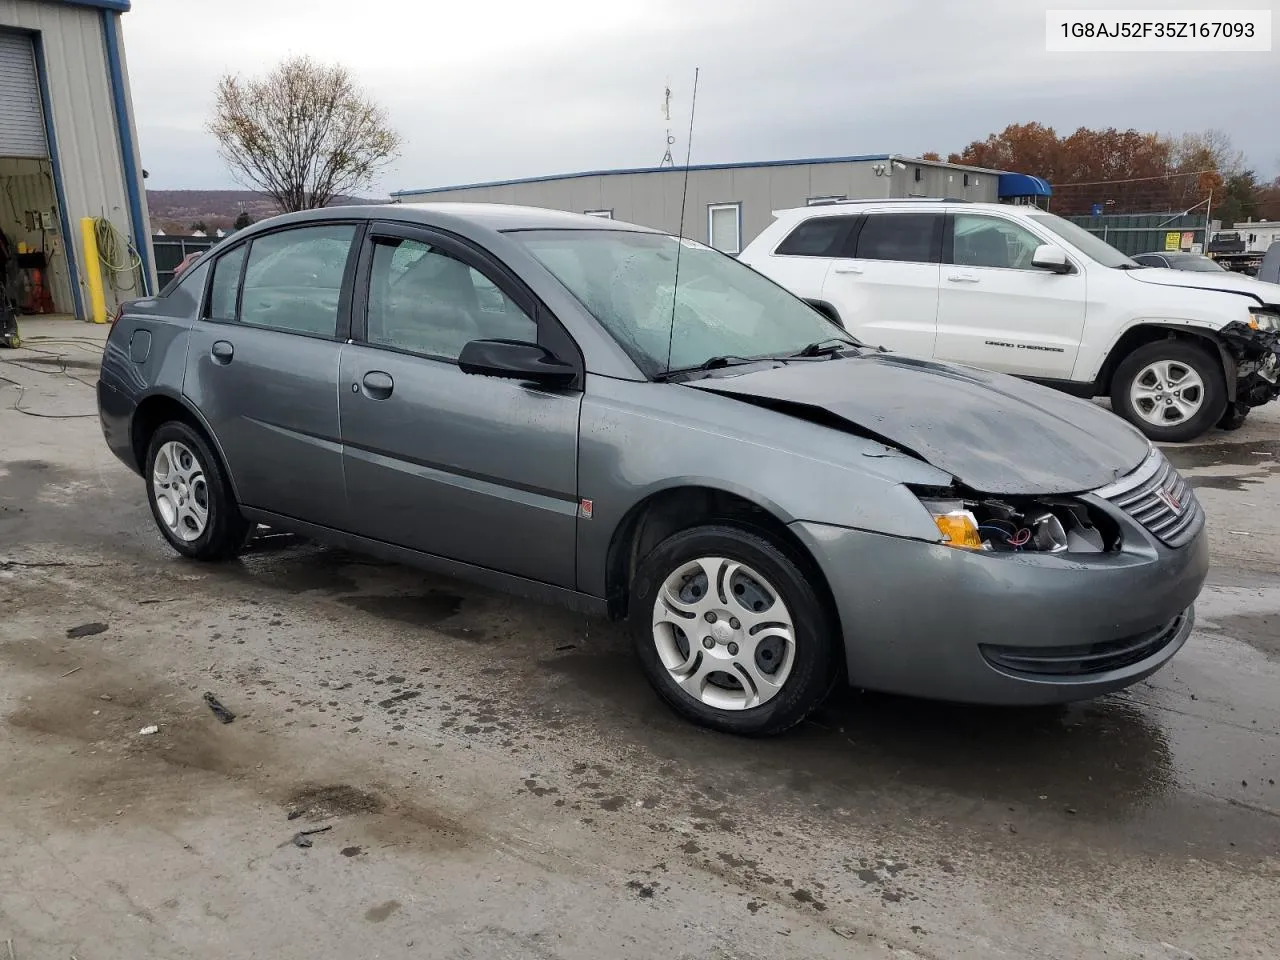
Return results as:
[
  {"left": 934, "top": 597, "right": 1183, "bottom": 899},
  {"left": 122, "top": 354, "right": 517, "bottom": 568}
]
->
[
  {"left": 0, "top": 31, "right": 48, "bottom": 158},
  {"left": 0, "top": 29, "right": 71, "bottom": 317}
]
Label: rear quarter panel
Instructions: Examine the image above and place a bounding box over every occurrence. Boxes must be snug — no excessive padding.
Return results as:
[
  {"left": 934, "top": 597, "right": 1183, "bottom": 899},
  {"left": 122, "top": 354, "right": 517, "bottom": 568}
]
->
[{"left": 98, "top": 264, "right": 206, "bottom": 471}]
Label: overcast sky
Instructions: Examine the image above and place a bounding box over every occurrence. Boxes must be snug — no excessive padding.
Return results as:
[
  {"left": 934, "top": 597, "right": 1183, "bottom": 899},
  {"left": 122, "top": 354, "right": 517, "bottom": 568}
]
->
[{"left": 123, "top": 0, "right": 1278, "bottom": 194}]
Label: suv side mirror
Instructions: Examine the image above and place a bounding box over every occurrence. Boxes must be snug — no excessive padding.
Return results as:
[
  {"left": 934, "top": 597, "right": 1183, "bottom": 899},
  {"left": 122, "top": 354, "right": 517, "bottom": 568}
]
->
[
  {"left": 1031, "top": 244, "right": 1071, "bottom": 274},
  {"left": 458, "top": 338, "right": 577, "bottom": 388}
]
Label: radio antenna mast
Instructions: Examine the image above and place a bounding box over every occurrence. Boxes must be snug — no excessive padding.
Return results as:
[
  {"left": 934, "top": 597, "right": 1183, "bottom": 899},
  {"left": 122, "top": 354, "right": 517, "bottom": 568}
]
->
[
  {"left": 664, "top": 66, "right": 699, "bottom": 374},
  {"left": 659, "top": 80, "right": 675, "bottom": 167}
]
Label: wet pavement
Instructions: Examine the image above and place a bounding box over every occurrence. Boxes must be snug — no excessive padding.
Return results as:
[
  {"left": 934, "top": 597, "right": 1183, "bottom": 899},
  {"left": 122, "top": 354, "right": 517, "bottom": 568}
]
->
[{"left": 1, "top": 331, "right": 1277, "bottom": 960}]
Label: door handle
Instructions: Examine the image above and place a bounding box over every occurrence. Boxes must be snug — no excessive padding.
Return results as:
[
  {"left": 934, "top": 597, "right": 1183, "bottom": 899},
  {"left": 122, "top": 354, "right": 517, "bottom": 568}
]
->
[
  {"left": 832, "top": 265, "right": 863, "bottom": 275},
  {"left": 946, "top": 274, "right": 980, "bottom": 283},
  {"left": 210, "top": 340, "right": 234, "bottom": 364},
  {"left": 359, "top": 370, "right": 394, "bottom": 400}
]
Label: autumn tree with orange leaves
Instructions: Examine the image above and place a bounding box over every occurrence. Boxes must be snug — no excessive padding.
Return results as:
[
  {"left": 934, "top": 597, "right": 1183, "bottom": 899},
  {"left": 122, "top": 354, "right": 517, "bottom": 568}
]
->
[{"left": 931, "top": 122, "right": 1273, "bottom": 224}]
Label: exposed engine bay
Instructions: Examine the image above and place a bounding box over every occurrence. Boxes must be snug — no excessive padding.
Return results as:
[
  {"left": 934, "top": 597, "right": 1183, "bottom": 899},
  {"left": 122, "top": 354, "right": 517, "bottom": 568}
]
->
[{"left": 919, "top": 494, "right": 1118, "bottom": 554}]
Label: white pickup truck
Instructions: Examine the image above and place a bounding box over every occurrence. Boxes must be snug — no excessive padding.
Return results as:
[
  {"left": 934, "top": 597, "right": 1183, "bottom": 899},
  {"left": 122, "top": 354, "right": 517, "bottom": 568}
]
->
[{"left": 739, "top": 199, "right": 1280, "bottom": 442}]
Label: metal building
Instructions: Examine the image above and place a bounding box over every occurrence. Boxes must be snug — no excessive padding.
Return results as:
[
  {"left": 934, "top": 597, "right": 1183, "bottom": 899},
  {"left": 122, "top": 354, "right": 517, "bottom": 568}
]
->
[
  {"left": 392, "top": 155, "right": 1053, "bottom": 254},
  {"left": 0, "top": 0, "right": 153, "bottom": 322}
]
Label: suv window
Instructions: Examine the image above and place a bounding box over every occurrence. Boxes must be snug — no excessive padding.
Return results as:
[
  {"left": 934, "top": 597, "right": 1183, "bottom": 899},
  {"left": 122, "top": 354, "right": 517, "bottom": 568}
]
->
[
  {"left": 775, "top": 217, "right": 849, "bottom": 257},
  {"left": 366, "top": 237, "right": 537, "bottom": 361},
  {"left": 207, "top": 245, "right": 245, "bottom": 321},
  {"left": 852, "top": 213, "right": 940, "bottom": 263},
  {"left": 951, "top": 214, "right": 1044, "bottom": 269},
  {"left": 237, "top": 224, "right": 356, "bottom": 336}
]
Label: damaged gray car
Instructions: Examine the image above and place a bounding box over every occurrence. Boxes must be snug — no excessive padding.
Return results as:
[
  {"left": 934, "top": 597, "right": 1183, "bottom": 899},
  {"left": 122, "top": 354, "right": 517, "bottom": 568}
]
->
[{"left": 98, "top": 205, "right": 1210, "bottom": 736}]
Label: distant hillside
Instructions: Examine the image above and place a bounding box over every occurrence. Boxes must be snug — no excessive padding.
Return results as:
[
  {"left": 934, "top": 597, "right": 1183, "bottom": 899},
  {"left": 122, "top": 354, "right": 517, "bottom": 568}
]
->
[{"left": 146, "top": 190, "right": 381, "bottom": 235}]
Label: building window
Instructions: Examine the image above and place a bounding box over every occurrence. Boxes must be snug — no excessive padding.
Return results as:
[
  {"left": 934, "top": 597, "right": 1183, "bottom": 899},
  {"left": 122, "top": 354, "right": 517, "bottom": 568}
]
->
[
  {"left": 584, "top": 209, "right": 613, "bottom": 218},
  {"left": 806, "top": 195, "right": 847, "bottom": 206},
  {"left": 707, "top": 202, "right": 742, "bottom": 254}
]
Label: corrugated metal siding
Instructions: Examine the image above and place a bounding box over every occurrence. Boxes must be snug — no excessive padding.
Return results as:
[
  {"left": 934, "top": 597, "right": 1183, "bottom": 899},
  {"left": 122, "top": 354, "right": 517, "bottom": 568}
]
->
[
  {"left": 0, "top": 0, "right": 145, "bottom": 314},
  {"left": 0, "top": 156, "right": 73, "bottom": 311},
  {"left": 398, "top": 160, "right": 1002, "bottom": 248},
  {"left": 0, "top": 29, "right": 47, "bottom": 157}
]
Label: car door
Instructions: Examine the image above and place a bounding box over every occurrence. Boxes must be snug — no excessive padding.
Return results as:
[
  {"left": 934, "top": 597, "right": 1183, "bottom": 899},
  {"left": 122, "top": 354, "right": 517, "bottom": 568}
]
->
[
  {"left": 338, "top": 221, "right": 582, "bottom": 588},
  {"left": 183, "top": 222, "right": 361, "bottom": 529},
  {"left": 819, "top": 211, "right": 943, "bottom": 358},
  {"left": 933, "top": 212, "right": 1086, "bottom": 379}
]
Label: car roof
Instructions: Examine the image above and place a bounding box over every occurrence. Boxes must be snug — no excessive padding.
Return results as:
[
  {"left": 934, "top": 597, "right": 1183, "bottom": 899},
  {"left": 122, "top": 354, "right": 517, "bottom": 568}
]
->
[
  {"left": 244, "top": 202, "right": 661, "bottom": 236},
  {"left": 771, "top": 199, "right": 1034, "bottom": 220}
]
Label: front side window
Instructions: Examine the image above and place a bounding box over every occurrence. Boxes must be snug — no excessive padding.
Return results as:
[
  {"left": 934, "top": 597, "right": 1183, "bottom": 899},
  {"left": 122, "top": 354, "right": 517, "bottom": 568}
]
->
[
  {"left": 1028, "top": 212, "right": 1137, "bottom": 269},
  {"left": 853, "top": 213, "right": 940, "bottom": 263},
  {"left": 951, "top": 214, "right": 1044, "bottom": 269},
  {"left": 207, "top": 245, "right": 245, "bottom": 321},
  {"left": 775, "top": 217, "right": 849, "bottom": 257},
  {"left": 366, "top": 237, "right": 537, "bottom": 361},
  {"left": 513, "top": 229, "right": 846, "bottom": 377},
  {"left": 238, "top": 224, "right": 356, "bottom": 336}
]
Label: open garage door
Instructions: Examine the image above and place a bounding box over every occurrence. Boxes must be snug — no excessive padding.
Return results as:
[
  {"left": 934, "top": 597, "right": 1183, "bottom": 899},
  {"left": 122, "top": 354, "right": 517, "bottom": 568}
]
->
[
  {"left": 0, "top": 31, "right": 47, "bottom": 158},
  {"left": 1, "top": 29, "right": 71, "bottom": 318}
]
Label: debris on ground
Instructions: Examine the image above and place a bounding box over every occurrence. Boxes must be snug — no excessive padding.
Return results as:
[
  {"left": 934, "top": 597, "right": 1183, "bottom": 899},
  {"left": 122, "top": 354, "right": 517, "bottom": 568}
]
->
[
  {"left": 290, "top": 824, "right": 333, "bottom": 848},
  {"left": 831, "top": 925, "right": 857, "bottom": 939},
  {"left": 203, "top": 691, "right": 237, "bottom": 724},
  {"left": 66, "top": 621, "right": 108, "bottom": 638},
  {"left": 59, "top": 666, "right": 82, "bottom": 678},
  {"left": 138, "top": 724, "right": 159, "bottom": 736}
]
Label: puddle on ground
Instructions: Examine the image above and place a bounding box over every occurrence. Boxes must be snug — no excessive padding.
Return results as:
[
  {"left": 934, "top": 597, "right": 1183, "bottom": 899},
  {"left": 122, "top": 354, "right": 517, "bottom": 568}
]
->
[{"left": 340, "top": 591, "right": 464, "bottom": 626}]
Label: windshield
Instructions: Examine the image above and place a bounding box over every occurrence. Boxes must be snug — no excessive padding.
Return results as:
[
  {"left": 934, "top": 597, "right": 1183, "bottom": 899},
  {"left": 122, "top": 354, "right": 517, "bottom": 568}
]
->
[
  {"left": 1027, "top": 212, "right": 1138, "bottom": 269},
  {"left": 1171, "top": 255, "right": 1225, "bottom": 272},
  {"left": 512, "top": 229, "right": 849, "bottom": 376}
]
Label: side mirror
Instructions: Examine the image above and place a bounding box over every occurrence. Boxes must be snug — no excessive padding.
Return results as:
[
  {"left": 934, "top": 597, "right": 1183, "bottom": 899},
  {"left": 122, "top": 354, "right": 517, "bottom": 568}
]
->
[
  {"left": 1031, "top": 244, "right": 1071, "bottom": 274},
  {"left": 458, "top": 338, "right": 577, "bottom": 388}
]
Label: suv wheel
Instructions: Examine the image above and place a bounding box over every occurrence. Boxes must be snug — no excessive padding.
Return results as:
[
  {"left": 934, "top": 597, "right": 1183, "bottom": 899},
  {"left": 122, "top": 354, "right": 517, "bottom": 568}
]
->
[
  {"left": 628, "top": 524, "right": 839, "bottom": 736},
  {"left": 145, "top": 422, "right": 250, "bottom": 561},
  {"left": 1110, "top": 341, "right": 1227, "bottom": 443}
]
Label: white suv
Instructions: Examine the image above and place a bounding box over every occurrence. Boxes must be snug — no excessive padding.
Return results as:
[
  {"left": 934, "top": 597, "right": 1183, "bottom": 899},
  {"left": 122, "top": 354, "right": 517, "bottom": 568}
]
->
[{"left": 739, "top": 200, "right": 1280, "bottom": 442}]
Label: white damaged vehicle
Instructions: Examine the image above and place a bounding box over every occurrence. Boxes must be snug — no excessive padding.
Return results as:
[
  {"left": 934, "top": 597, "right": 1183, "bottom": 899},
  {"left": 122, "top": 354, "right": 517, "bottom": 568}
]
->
[{"left": 740, "top": 200, "right": 1280, "bottom": 442}]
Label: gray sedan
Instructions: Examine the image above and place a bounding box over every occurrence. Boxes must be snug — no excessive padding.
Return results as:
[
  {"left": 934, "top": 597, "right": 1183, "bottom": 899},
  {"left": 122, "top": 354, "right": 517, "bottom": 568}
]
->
[{"left": 98, "top": 204, "right": 1209, "bottom": 736}]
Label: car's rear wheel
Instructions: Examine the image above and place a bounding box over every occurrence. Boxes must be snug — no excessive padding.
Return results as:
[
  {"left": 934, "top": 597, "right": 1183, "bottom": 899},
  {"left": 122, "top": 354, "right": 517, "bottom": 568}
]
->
[
  {"left": 145, "top": 421, "right": 250, "bottom": 561},
  {"left": 1111, "top": 340, "right": 1227, "bottom": 443},
  {"left": 628, "top": 524, "right": 838, "bottom": 736}
]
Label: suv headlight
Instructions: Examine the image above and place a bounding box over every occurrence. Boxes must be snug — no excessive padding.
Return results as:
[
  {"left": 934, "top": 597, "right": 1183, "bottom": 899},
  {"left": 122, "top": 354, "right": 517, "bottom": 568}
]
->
[{"left": 1248, "top": 310, "right": 1280, "bottom": 332}]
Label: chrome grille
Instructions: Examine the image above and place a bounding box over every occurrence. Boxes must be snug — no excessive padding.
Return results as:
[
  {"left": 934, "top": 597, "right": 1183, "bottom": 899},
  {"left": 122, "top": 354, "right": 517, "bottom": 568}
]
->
[{"left": 1093, "top": 449, "right": 1202, "bottom": 548}]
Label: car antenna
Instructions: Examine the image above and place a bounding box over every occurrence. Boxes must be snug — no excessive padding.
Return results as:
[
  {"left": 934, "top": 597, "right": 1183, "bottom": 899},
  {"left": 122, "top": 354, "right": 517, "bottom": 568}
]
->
[{"left": 664, "top": 66, "right": 699, "bottom": 375}]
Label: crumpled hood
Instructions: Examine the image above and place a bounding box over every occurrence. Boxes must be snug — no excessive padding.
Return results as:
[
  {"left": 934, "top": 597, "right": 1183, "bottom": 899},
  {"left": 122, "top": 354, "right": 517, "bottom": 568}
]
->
[
  {"left": 686, "top": 353, "right": 1150, "bottom": 495},
  {"left": 1127, "top": 268, "right": 1280, "bottom": 307}
]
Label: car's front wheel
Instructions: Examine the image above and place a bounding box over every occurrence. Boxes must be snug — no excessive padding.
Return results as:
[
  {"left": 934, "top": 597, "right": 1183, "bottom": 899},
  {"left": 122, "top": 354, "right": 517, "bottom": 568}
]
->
[
  {"left": 145, "top": 421, "right": 250, "bottom": 561},
  {"left": 1110, "top": 340, "right": 1227, "bottom": 443},
  {"left": 629, "top": 524, "right": 839, "bottom": 736}
]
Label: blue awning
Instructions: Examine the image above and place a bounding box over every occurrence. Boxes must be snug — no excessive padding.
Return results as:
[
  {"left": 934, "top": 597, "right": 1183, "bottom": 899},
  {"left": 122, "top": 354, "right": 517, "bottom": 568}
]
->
[{"left": 998, "top": 173, "right": 1052, "bottom": 198}]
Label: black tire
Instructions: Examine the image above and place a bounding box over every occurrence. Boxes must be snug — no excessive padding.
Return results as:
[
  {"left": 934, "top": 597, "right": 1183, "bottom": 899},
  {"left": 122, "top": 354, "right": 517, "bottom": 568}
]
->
[
  {"left": 144, "top": 421, "right": 250, "bottom": 561},
  {"left": 1217, "top": 402, "right": 1250, "bottom": 431},
  {"left": 628, "top": 523, "right": 839, "bottom": 737},
  {"left": 1110, "top": 340, "right": 1227, "bottom": 443}
]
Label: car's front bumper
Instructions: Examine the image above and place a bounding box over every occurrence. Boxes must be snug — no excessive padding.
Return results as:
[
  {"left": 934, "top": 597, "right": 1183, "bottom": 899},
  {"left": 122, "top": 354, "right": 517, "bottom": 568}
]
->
[{"left": 791, "top": 506, "right": 1209, "bottom": 705}]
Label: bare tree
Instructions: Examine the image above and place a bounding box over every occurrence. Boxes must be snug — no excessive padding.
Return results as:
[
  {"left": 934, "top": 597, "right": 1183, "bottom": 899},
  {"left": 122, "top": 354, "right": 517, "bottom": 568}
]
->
[{"left": 209, "top": 56, "right": 400, "bottom": 212}]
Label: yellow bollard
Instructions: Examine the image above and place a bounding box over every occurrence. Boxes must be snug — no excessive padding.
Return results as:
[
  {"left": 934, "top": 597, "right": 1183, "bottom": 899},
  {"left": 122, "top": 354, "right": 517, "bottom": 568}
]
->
[{"left": 80, "top": 216, "right": 108, "bottom": 324}]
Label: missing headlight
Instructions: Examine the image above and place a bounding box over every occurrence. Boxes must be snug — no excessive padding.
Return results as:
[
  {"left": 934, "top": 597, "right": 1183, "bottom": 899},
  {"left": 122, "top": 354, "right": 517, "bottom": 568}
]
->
[{"left": 919, "top": 494, "right": 1117, "bottom": 553}]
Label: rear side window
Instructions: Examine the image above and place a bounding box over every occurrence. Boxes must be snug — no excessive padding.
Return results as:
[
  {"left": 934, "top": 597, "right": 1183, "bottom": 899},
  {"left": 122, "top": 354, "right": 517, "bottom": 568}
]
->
[
  {"left": 164, "top": 259, "right": 210, "bottom": 318},
  {"left": 853, "top": 213, "right": 941, "bottom": 263},
  {"left": 775, "top": 217, "right": 849, "bottom": 257},
  {"left": 239, "top": 224, "right": 357, "bottom": 337},
  {"left": 207, "top": 246, "right": 245, "bottom": 321}
]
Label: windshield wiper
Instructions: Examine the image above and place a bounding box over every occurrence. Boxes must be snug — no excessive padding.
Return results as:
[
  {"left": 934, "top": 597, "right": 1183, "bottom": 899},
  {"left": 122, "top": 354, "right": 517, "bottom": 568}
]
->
[
  {"left": 788, "top": 338, "right": 860, "bottom": 358},
  {"left": 1117, "top": 263, "right": 1146, "bottom": 270},
  {"left": 655, "top": 355, "right": 763, "bottom": 379}
]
